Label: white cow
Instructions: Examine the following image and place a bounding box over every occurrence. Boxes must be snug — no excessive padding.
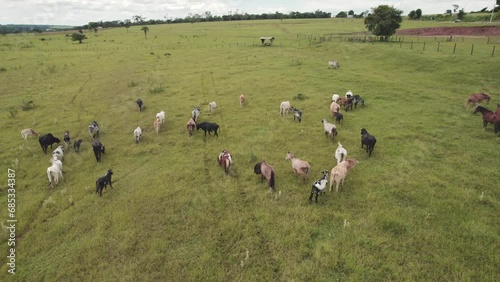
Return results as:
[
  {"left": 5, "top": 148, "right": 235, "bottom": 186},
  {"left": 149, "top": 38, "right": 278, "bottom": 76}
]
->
[
  {"left": 208, "top": 101, "right": 218, "bottom": 113},
  {"left": 156, "top": 111, "right": 165, "bottom": 124},
  {"left": 133, "top": 127, "right": 142, "bottom": 143},
  {"left": 328, "top": 60, "right": 340, "bottom": 69},
  {"left": 335, "top": 142, "right": 348, "bottom": 164},
  {"left": 280, "top": 101, "right": 291, "bottom": 116},
  {"left": 331, "top": 94, "right": 340, "bottom": 103}
]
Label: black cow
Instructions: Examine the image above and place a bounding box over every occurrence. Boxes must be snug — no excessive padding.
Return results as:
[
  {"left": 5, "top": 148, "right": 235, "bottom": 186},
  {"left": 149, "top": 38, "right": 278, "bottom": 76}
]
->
[
  {"left": 63, "top": 130, "right": 71, "bottom": 151},
  {"left": 96, "top": 169, "right": 113, "bottom": 196},
  {"left": 361, "top": 128, "right": 377, "bottom": 157},
  {"left": 39, "top": 133, "right": 61, "bottom": 154},
  {"left": 196, "top": 122, "right": 220, "bottom": 137},
  {"left": 92, "top": 139, "right": 105, "bottom": 162},
  {"left": 74, "top": 139, "right": 83, "bottom": 153},
  {"left": 136, "top": 98, "right": 143, "bottom": 112}
]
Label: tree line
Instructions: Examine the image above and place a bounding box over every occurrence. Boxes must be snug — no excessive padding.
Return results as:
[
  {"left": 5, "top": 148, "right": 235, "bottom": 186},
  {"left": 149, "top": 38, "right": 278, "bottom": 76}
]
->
[{"left": 80, "top": 10, "right": 333, "bottom": 30}]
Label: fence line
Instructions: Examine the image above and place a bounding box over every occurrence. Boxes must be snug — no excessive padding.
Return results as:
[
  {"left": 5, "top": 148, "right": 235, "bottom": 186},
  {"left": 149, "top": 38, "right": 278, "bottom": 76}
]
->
[{"left": 0, "top": 34, "right": 497, "bottom": 57}]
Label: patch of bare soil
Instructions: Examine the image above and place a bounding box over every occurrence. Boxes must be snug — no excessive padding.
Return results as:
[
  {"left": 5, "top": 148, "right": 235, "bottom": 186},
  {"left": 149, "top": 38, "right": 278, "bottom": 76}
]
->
[{"left": 396, "top": 26, "right": 500, "bottom": 36}]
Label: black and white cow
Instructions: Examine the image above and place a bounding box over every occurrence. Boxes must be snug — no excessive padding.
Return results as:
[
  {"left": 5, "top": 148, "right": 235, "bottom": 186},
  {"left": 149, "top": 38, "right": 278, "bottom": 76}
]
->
[
  {"left": 290, "top": 107, "right": 303, "bottom": 123},
  {"left": 309, "top": 170, "right": 330, "bottom": 203}
]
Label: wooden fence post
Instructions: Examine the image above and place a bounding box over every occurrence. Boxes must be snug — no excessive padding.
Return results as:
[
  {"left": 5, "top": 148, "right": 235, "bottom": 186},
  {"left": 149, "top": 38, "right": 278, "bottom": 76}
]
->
[
  {"left": 411, "top": 41, "right": 413, "bottom": 49},
  {"left": 437, "top": 42, "right": 440, "bottom": 52},
  {"left": 492, "top": 45, "right": 495, "bottom": 57},
  {"left": 423, "top": 42, "right": 426, "bottom": 51},
  {"left": 453, "top": 43, "right": 456, "bottom": 54},
  {"left": 471, "top": 44, "right": 474, "bottom": 55}
]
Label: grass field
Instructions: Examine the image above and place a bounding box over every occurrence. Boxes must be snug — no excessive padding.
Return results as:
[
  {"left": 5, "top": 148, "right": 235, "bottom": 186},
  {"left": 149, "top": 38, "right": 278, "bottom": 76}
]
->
[{"left": 0, "top": 18, "right": 499, "bottom": 281}]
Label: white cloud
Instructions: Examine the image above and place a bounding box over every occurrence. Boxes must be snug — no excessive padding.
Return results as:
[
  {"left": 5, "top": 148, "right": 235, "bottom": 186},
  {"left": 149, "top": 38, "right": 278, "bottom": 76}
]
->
[{"left": 0, "top": 0, "right": 496, "bottom": 25}]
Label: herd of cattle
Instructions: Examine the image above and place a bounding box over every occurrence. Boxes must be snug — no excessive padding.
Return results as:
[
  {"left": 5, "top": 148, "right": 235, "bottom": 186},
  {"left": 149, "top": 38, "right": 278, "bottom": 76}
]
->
[{"left": 21, "top": 84, "right": 380, "bottom": 202}]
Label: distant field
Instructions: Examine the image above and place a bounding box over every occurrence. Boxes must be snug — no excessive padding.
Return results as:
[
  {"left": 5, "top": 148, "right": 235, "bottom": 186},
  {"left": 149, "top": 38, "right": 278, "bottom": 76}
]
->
[{"left": 0, "top": 19, "right": 499, "bottom": 281}]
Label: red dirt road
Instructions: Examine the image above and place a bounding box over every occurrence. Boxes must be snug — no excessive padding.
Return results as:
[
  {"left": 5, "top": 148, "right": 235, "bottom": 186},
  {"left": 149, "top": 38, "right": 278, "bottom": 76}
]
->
[{"left": 396, "top": 26, "right": 500, "bottom": 36}]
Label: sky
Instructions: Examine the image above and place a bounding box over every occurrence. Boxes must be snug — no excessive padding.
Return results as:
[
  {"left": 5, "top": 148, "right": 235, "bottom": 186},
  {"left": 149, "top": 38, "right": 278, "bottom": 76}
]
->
[{"left": 0, "top": 0, "right": 497, "bottom": 26}]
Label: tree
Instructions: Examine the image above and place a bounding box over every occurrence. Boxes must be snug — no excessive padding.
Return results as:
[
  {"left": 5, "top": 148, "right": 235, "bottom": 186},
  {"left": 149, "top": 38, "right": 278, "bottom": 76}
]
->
[
  {"left": 123, "top": 19, "right": 131, "bottom": 32},
  {"left": 408, "top": 10, "right": 416, "bottom": 20},
  {"left": 141, "top": 26, "right": 149, "bottom": 39},
  {"left": 457, "top": 9, "right": 466, "bottom": 20},
  {"left": 336, "top": 11, "right": 347, "bottom": 18},
  {"left": 415, "top": 9, "right": 422, "bottom": 19},
  {"left": 71, "top": 33, "right": 87, "bottom": 43},
  {"left": 348, "top": 10, "right": 355, "bottom": 16},
  {"left": 364, "top": 5, "right": 403, "bottom": 41}
]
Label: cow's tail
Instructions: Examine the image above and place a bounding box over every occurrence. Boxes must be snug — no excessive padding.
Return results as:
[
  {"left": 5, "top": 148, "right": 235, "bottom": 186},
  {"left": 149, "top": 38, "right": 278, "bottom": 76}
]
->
[
  {"left": 269, "top": 170, "right": 275, "bottom": 190},
  {"left": 224, "top": 158, "right": 230, "bottom": 174}
]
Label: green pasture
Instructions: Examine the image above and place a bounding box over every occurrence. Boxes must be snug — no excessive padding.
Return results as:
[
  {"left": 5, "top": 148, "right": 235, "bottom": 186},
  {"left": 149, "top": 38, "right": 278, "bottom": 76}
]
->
[{"left": 0, "top": 19, "right": 499, "bottom": 281}]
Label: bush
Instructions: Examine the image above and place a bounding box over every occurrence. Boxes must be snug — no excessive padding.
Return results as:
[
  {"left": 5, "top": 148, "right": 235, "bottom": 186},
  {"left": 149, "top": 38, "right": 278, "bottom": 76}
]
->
[
  {"left": 8, "top": 106, "right": 18, "bottom": 118},
  {"left": 293, "top": 93, "right": 307, "bottom": 100},
  {"left": 0, "top": 67, "right": 6, "bottom": 72},
  {"left": 149, "top": 84, "right": 165, "bottom": 94},
  {"left": 128, "top": 81, "right": 139, "bottom": 87},
  {"left": 21, "top": 100, "right": 37, "bottom": 111}
]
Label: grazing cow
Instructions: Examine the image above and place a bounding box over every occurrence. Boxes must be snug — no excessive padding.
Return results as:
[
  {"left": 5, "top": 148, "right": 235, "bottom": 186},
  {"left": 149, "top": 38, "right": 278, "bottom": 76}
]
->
[
  {"left": 191, "top": 106, "right": 201, "bottom": 123},
  {"left": 309, "top": 170, "right": 330, "bottom": 203},
  {"left": 361, "top": 128, "right": 377, "bottom": 157},
  {"left": 52, "top": 145, "right": 64, "bottom": 161},
  {"left": 156, "top": 111, "right": 165, "bottom": 124},
  {"left": 92, "top": 139, "right": 105, "bottom": 162},
  {"left": 328, "top": 60, "right": 340, "bottom": 69},
  {"left": 338, "top": 97, "right": 353, "bottom": 112},
  {"left": 322, "top": 118, "right": 337, "bottom": 140},
  {"left": 196, "top": 122, "right": 220, "bottom": 137},
  {"left": 63, "top": 130, "right": 71, "bottom": 151},
  {"left": 136, "top": 98, "right": 143, "bottom": 112},
  {"left": 74, "top": 139, "right": 83, "bottom": 153},
  {"left": 239, "top": 94, "right": 246, "bottom": 107},
  {"left": 88, "top": 121, "right": 99, "bottom": 139},
  {"left": 47, "top": 160, "right": 63, "bottom": 189},
  {"left": 280, "top": 101, "right": 291, "bottom": 116},
  {"left": 335, "top": 112, "right": 344, "bottom": 124},
  {"left": 335, "top": 142, "right": 347, "bottom": 164},
  {"left": 186, "top": 118, "right": 196, "bottom": 136},
  {"left": 290, "top": 107, "right": 303, "bottom": 123},
  {"left": 331, "top": 94, "right": 340, "bottom": 103},
  {"left": 21, "top": 128, "right": 38, "bottom": 141},
  {"left": 39, "top": 133, "right": 61, "bottom": 154},
  {"left": 352, "top": 95, "right": 365, "bottom": 108},
  {"left": 285, "top": 151, "right": 311, "bottom": 183},
  {"left": 133, "top": 127, "right": 142, "bottom": 143},
  {"left": 330, "top": 101, "right": 340, "bottom": 118},
  {"left": 465, "top": 93, "right": 491, "bottom": 111},
  {"left": 50, "top": 154, "right": 63, "bottom": 174},
  {"left": 329, "top": 158, "right": 358, "bottom": 192},
  {"left": 254, "top": 161, "right": 275, "bottom": 191},
  {"left": 153, "top": 118, "right": 161, "bottom": 135},
  {"left": 208, "top": 101, "right": 218, "bottom": 113},
  {"left": 95, "top": 169, "right": 113, "bottom": 197},
  {"left": 217, "top": 149, "right": 233, "bottom": 175}
]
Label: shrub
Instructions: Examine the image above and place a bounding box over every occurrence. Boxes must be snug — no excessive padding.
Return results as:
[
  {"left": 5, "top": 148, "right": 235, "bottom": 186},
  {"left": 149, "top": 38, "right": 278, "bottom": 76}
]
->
[
  {"left": 293, "top": 93, "right": 307, "bottom": 100},
  {"left": 0, "top": 67, "right": 6, "bottom": 72},
  {"left": 128, "top": 81, "right": 139, "bottom": 87},
  {"left": 21, "top": 100, "right": 37, "bottom": 111},
  {"left": 8, "top": 106, "right": 18, "bottom": 118},
  {"left": 149, "top": 84, "right": 165, "bottom": 94}
]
